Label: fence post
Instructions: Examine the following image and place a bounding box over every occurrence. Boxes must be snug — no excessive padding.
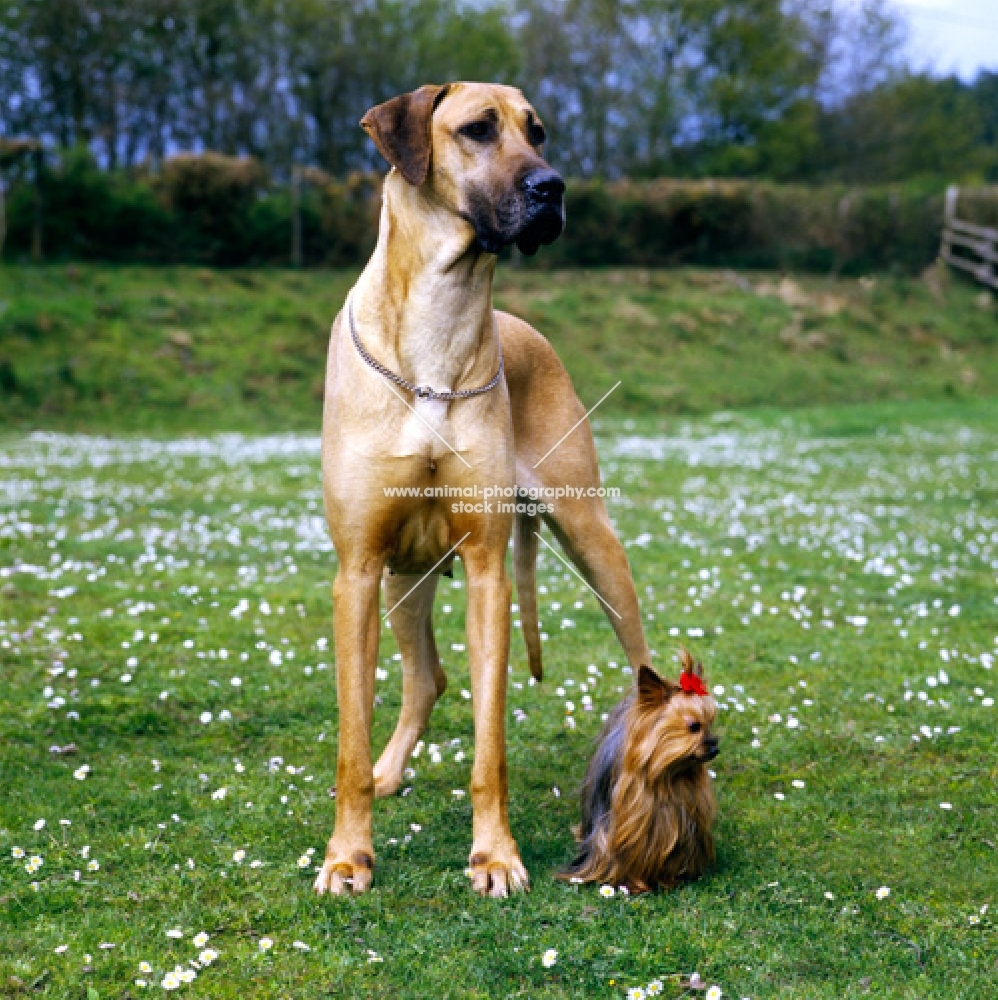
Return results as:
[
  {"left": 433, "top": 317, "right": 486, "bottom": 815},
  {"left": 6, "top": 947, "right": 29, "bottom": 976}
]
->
[
  {"left": 944, "top": 185, "right": 958, "bottom": 227},
  {"left": 291, "top": 164, "right": 302, "bottom": 268},
  {"left": 31, "top": 145, "right": 43, "bottom": 262},
  {"left": 940, "top": 185, "right": 958, "bottom": 265}
]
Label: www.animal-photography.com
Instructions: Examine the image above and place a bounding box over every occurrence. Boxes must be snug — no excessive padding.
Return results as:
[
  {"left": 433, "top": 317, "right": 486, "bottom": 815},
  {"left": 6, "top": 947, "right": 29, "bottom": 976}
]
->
[{"left": 1, "top": 3, "right": 997, "bottom": 998}]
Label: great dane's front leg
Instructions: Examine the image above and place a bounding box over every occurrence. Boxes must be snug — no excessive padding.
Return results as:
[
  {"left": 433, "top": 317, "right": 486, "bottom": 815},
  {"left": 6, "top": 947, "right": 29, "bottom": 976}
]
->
[
  {"left": 463, "top": 542, "right": 528, "bottom": 897},
  {"left": 373, "top": 571, "right": 445, "bottom": 798},
  {"left": 314, "top": 559, "right": 381, "bottom": 896}
]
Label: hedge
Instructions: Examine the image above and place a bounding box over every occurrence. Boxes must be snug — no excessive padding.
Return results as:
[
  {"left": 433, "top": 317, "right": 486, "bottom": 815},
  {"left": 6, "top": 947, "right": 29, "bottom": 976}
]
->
[{"left": 4, "top": 149, "right": 997, "bottom": 274}]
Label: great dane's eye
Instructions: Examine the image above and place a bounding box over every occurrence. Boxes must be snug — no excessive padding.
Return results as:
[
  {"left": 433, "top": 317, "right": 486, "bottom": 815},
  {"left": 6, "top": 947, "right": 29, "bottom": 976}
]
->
[{"left": 459, "top": 120, "right": 497, "bottom": 143}]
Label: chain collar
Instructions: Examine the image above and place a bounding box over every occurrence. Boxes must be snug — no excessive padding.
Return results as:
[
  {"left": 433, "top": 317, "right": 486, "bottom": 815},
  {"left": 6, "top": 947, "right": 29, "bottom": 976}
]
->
[{"left": 347, "top": 291, "right": 504, "bottom": 402}]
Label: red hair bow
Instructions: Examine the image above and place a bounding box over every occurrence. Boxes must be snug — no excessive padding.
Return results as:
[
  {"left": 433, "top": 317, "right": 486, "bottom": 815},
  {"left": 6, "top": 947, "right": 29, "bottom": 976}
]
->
[{"left": 679, "top": 670, "right": 708, "bottom": 697}]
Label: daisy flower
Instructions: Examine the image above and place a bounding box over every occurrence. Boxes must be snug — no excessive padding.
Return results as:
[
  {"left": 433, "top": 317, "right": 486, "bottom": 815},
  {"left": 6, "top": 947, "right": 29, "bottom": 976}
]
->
[
  {"left": 139, "top": 961, "right": 153, "bottom": 973},
  {"left": 161, "top": 971, "right": 181, "bottom": 990},
  {"left": 627, "top": 988, "right": 646, "bottom": 1000},
  {"left": 875, "top": 886, "right": 890, "bottom": 900},
  {"left": 647, "top": 981, "right": 664, "bottom": 996},
  {"left": 599, "top": 884, "right": 615, "bottom": 898},
  {"left": 706, "top": 987, "right": 722, "bottom": 1000},
  {"left": 166, "top": 928, "right": 183, "bottom": 939},
  {"left": 541, "top": 948, "right": 557, "bottom": 968},
  {"left": 192, "top": 932, "right": 209, "bottom": 948},
  {"left": 258, "top": 937, "right": 274, "bottom": 951},
  {"left": 11, "top": 847, "right": 25, "bottom": 859},
  {"left": 232, "top": 849, "right": 246, "bottom": 863}
]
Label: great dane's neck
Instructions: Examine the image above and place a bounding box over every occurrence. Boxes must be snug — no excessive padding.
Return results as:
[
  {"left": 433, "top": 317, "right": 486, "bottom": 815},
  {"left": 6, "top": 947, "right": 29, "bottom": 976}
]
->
[{"left": 351, "top": 172, "right": 500, "bottom": 399}]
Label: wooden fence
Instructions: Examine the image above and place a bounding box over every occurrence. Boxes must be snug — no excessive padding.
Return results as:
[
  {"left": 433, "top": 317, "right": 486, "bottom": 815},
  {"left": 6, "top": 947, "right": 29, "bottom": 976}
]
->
[{"left": 941, "top": 185, "right": 998, "bottom": 290}]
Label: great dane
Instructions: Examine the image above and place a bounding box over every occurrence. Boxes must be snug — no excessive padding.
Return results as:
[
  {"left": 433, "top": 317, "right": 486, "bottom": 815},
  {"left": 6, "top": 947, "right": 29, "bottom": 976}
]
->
[{"left": 315, "top": 82, "right": 650, "bottom": 897}]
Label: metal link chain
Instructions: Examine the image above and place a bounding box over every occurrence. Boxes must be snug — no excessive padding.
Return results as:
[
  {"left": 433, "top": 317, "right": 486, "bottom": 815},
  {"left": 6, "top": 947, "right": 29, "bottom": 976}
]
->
[{"left": 347, "top": 291, "right": 504, "bottom": 401}]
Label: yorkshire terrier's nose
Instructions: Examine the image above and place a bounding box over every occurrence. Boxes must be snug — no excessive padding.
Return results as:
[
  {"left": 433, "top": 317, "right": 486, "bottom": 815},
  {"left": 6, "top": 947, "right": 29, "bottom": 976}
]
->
[{"left": 703, "top": 736, "right": 720, "bottom": 759}]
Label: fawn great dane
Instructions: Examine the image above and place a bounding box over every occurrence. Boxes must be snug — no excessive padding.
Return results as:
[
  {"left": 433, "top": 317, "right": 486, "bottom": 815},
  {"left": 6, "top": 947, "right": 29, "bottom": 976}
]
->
[{"left": 315, "top": 82, "right": 650, "bottom": 897}]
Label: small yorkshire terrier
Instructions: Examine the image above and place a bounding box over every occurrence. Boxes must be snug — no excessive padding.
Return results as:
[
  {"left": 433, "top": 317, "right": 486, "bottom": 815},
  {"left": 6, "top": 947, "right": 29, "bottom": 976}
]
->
[{"left": 559, "top": 649, "right": 719, "bottom": 893}]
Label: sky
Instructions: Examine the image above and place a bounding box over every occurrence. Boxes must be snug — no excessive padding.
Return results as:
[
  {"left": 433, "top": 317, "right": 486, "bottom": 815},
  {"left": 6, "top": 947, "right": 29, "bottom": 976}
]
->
[{"left": 892, "top": 0, "right": 998, "bottom": 79}]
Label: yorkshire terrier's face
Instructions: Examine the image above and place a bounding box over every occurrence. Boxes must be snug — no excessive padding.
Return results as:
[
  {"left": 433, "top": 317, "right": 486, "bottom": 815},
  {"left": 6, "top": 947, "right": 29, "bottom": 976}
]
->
[{"left": 632, "top": 654, "right": 719, "bottom": 783}]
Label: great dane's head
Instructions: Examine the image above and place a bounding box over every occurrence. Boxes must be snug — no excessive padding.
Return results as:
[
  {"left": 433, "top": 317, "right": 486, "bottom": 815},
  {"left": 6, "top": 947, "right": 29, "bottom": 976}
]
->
[{"left": 361, "top": 82, "right": 565, "bottom": 257}]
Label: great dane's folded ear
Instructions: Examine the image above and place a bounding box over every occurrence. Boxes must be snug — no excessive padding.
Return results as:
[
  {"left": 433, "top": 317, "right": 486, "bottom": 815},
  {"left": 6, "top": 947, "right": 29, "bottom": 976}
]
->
[{"left": 361, "top": 84, "right": 451, "bottom": 187}]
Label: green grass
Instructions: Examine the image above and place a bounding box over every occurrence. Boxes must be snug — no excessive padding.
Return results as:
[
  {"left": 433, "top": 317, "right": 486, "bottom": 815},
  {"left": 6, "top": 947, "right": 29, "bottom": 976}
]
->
[
  {"left": 0, "top": 264, "right": 996, "bottom": 431},
  {"left": 2, "top": 396, "right": 997, "bottom": 998},
  {"left": 1, "top": 265, "right": 997, "bottom": 997}
]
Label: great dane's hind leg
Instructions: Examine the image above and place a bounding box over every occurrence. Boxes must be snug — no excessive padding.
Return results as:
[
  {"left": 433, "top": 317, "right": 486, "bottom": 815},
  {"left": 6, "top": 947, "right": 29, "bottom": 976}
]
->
[
  {"left": 373, "top": 571, "right": 446, "bottom": 798},
  {"left": 314, "top": 559, "right": 381, "bottom": 896},
  {"left": 544, "top": 496, "right": 651, "bottom": 669},
  {"left": 463, "top": 542, "right": 528, "bottom": 897}
]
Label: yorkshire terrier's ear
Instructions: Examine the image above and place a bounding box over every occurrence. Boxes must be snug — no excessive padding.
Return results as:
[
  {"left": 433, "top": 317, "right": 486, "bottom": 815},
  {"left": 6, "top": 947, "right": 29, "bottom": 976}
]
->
[
  {"left": 637, "top": 664, "right": 678, "bottom": 707},
  {"left": 678, "top": 646, "right": 705, "bottom": 679}
]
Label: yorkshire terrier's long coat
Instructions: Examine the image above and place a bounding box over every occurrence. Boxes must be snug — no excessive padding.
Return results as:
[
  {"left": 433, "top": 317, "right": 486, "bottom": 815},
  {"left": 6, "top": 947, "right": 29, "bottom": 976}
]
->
[{"left": 560, "top": 650, "right": 719, "bottom": 893}]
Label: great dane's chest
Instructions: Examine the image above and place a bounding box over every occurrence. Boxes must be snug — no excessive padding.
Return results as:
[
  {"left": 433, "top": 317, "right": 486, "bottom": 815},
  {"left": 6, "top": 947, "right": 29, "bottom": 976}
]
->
[
  {"left": 393, "top": 397, "right": 469, "bottom": 463},
  {"left": 322, "top": 386, "right": 514, "bottom": 568}
]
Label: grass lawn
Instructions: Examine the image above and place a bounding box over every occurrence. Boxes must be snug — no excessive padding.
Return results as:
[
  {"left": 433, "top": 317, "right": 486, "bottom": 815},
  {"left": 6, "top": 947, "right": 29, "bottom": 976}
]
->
[
  {"left": 1, "top": 266, "right": 997, "bottom": 998},
  {"left": 0, "top": 264, "right": 996, "bottom": 431}
]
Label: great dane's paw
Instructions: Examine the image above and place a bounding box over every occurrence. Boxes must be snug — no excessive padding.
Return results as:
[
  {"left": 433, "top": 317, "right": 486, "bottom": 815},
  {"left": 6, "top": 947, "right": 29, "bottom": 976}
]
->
[
  {"left": 468, "top": 842, "right": 529, "bottom": 898},
  {"left": 313, "top": 849, "right": 374, "bottom": 896}
]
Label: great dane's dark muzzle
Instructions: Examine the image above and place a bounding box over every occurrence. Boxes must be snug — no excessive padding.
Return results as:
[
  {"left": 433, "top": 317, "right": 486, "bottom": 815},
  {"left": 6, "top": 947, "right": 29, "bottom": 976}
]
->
[{"left": 515, "top": 168, "right": 565, "bottom": 256}]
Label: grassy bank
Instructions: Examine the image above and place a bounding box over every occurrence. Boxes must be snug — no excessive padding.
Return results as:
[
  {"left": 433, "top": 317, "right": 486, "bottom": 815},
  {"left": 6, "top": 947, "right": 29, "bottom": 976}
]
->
[
  {"left": 0, "top": 264, "right": 996, "bottom": 433},
  {"left": 2, "top": 397, "right": 997, "bottom": 997}
]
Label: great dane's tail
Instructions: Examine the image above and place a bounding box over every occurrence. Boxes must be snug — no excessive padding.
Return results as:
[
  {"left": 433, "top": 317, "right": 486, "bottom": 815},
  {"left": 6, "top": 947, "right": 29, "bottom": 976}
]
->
[{"left": 513, "top": 509, "right": 544, "bottom": 681}]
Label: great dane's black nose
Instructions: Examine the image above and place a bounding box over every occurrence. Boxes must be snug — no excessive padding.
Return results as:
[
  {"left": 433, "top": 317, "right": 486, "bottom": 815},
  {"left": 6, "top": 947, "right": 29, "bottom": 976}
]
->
[{"left": 522, "top": 169, "right": 565, "bottom": 205}]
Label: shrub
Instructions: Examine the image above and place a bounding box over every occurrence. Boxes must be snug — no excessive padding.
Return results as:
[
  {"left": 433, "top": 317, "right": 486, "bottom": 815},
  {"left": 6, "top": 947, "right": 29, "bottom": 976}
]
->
[
  {"left": 3, "top": 148, "right": 997, "bottom": 275},
  {"left": 540, "top": 179, "right": 963, "bottom": 275},
  {"left": 157, "top": 153, "right": 269, "bottom": 264},
  {"left": 3, "top": 147, "right": 172, "bottom": 261}
]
